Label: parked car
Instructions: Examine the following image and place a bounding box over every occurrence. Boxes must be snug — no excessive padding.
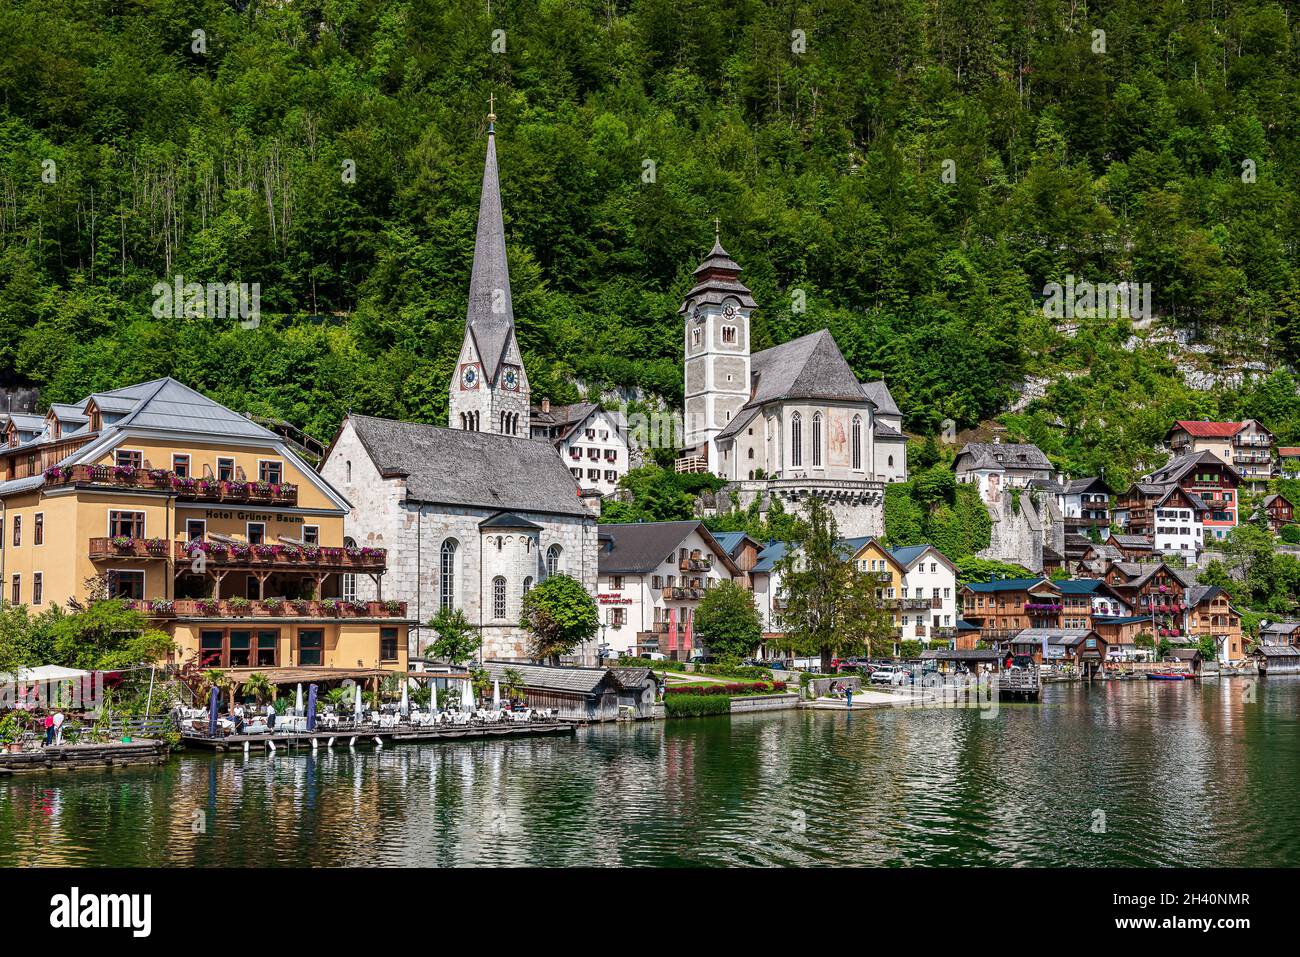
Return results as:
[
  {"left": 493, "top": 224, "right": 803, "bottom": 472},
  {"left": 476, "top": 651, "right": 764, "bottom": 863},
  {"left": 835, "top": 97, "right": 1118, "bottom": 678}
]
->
[
  {"left": 687, "top": 654, "right": 716, "bottom": 665},
  {"left": 869, "top": 667, "right": 912, "bottom": 685},
  {"left": 639, "top": 652, "right": 666, "bottom": 661}
]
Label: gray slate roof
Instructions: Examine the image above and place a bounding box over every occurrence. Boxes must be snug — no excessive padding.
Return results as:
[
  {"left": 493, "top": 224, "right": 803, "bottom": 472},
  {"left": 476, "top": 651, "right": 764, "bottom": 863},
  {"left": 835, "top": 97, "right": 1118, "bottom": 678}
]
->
[
  {"left": 1145, "top": 449, "right": 1241, "bottom": 486},
  {"left": 597, "top": 520, "right": 736, "bottom": 575},
  {"left": 860, "top": 380, "right": 900, "bottom": 418},
  {"left": 464, "top": 129, "right": 516, "bottom": 381},
  {"left": 749, "top": 329, "right": 870, "bottom": 406},
  {"left": 530, "top": 401, "right": 599, "bottom": 442},
  {"left": 482, "top": 661, "right": 614, "bottom": 694},
  {"left": 104, "top": 378, "right": 280, "bottom": 439},
  {"left": 955, "top": 442, "right": 1052, "bottom": 472},
  {"left": 1253, "top": 645, "right": 1300, "bottom": 658},
  {"left": 347, "top": 414, "right": 588, "bottom": 517}
]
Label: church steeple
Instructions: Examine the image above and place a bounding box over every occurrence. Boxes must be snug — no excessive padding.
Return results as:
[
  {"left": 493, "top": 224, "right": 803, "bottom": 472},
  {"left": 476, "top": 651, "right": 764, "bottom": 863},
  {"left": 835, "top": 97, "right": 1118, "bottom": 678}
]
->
[
  {"left": 465, "top": 111, "right": 515, "bottom": 382},
  {"left": 449, "top": 106, "right": 530, "bottom": 437}
]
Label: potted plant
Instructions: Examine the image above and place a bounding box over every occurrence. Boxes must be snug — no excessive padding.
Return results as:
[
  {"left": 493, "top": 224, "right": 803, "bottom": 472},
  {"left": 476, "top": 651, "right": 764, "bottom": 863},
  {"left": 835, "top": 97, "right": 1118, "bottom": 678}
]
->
[
  {"left": 111, "top": 535, "right": 135, "bottom": 551},
  {"left": 228, "top": 596, "right": 252, "bottom": 615}
]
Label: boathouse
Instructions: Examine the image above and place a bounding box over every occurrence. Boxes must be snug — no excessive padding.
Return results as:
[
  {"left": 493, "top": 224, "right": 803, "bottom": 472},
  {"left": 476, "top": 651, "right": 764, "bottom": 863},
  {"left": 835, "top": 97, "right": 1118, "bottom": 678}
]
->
[
  {"left": 1251, "top": 644, "right": 1300, "bottom": 675},
  {"left": 481, "top": 661, "right": 659, "bottom": 721}
]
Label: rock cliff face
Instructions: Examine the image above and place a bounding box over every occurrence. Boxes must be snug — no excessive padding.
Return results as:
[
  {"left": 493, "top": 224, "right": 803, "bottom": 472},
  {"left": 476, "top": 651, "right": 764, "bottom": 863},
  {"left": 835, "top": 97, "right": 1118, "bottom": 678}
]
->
[
  {"left": 977, "top": 489, "right": 1064, "bottom": 573},
  {"left": 0, "top": 385, "right": 40, "bottom": 415}
]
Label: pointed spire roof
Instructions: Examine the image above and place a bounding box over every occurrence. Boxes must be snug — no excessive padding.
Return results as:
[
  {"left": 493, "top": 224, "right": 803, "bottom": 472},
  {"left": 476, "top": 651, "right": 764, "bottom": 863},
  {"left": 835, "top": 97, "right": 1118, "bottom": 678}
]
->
[
  {"left": 465, "top": 124, "right": 515, "bottom": 380},
  {"left": 678, "top": 229, "right": 756, "bottom": 314}
]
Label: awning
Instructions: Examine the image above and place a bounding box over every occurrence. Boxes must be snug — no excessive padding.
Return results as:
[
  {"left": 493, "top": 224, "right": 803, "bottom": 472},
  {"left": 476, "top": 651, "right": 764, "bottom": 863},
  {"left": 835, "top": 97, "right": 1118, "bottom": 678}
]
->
[{"left": 223, "top": 667, "right": 397, "bottom": 685}]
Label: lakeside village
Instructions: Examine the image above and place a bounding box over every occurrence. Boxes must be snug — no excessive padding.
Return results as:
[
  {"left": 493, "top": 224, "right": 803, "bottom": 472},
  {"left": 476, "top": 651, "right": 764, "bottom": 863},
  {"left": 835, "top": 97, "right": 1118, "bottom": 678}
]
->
[{"left": 4, "top": 122, "right": 1300, "bottom": 770}]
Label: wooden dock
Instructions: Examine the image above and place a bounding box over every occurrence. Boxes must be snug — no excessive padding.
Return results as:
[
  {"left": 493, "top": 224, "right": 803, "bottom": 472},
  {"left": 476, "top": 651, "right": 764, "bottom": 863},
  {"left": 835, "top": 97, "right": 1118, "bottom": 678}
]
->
[
  {"left": 181, "top": 720, "right": 577, "bottom": 752},
  {"left": 998, "top": 666, "right": 1042, "bottom": 700},
  {"left": 0, "top": 738, "right": 170, "bottom": 775}
]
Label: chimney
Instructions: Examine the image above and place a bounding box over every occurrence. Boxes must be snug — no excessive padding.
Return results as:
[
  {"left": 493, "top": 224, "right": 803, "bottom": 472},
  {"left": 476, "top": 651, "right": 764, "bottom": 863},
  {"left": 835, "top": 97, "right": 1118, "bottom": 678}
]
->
[{"left": 541, "top": 397, "right": 550, "bottom": 414}]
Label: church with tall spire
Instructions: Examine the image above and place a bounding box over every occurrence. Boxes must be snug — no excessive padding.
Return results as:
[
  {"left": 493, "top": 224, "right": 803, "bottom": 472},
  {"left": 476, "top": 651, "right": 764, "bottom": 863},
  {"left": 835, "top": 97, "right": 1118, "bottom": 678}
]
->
[{"left": 449, "top": 104, "right": 531, "bottom": 437}]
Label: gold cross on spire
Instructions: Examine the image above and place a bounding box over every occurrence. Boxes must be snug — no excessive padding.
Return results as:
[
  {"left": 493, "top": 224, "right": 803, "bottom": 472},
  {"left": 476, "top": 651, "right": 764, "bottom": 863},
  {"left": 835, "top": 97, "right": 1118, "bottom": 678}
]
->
[
  {"left": 487, "top": 92, "right": 497, "bottom": 131},
  {"left": 713, "top": 216, "right": 720, "bottom": 240}
]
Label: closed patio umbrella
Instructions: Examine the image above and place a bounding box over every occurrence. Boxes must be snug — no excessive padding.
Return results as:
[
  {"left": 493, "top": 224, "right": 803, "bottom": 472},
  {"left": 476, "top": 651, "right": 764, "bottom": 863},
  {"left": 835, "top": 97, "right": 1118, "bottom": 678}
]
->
[
  {"left": 354, "top": 682, "right": 363, "bottom": 721},
  {"left": 429, "top": 681, "right": 438, "bottom": 713},
  {"left": 462, "top": 678, "right": 475, "bottom": 712},
  {"left": 492, "top": 679, "right": 501, "bottom": 710},
  {"left": 400, "top": 679, "right": 409, "bottom": 716},
  {"left": 295, "top": 683, "right": 304, "bottom": 715}
]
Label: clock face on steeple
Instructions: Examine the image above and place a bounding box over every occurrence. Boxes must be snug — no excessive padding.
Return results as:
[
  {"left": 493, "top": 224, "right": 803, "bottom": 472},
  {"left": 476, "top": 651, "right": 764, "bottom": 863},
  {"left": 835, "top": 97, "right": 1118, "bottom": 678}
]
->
[
  {"left": 461, "top": 364, "right": 479, "bottom": 389},
  {"left": 502, "top": 365, "right": 520, "bottom": 391}
]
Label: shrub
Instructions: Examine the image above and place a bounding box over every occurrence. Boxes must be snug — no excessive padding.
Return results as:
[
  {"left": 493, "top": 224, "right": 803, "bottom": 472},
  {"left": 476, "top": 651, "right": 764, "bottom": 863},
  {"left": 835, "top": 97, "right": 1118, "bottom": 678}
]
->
[
  {"left": 664, "top": 695, "right": 730, "bottom": 718},
  {"left": 665, "top": 680, "right": 786, "bottom": 696}
]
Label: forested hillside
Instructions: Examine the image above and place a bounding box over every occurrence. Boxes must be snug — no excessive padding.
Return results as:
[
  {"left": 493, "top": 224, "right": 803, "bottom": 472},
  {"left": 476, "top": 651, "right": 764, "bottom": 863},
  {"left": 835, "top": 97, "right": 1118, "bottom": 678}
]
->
[{"left": 3, "top": 1, "right": 1300, "bottom": 485}]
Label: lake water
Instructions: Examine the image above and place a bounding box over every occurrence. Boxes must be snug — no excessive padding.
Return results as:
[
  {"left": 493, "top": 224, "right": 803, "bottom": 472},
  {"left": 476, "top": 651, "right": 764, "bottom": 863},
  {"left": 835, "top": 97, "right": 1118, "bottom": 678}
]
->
[{"left": 3, "top": 677, "right": 1298, "bottom": 867}]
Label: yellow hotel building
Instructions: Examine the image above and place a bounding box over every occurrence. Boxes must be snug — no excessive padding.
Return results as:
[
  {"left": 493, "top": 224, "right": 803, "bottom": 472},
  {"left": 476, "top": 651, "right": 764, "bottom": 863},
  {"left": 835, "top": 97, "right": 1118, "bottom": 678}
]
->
[
  {"left": 849, "top": 537, "right": 907, "bottom": 651},
  {"left": 0, "top": 378, "right": 408, "bottom": 678}
]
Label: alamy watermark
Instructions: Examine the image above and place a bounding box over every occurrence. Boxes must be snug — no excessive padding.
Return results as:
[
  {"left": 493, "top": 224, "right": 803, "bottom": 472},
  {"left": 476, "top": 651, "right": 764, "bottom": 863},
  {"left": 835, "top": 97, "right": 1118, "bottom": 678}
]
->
[
  {"left": 1042, "top": 275, "right": 1152, "bottom": 321},
  {"left": 152, "top": 275, "right": 261, "bottom": 328}
]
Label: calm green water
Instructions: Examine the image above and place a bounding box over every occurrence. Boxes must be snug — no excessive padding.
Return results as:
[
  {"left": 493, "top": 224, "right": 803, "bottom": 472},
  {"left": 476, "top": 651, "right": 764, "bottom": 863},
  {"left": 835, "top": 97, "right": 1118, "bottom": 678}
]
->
[{"left": 3, "top": 677, "right": 1298, "bottom": 867}]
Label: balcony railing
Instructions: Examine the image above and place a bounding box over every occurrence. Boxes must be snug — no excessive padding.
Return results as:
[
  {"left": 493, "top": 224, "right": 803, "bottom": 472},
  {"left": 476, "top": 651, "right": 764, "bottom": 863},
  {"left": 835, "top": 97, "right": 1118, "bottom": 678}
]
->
[
  {"left": 45, "top": 464, "right": 297, "bottom": 506},
  {"left": 679, "top": 557, "right": 712, "bottom": 571},
  {"left": 127, "top": 598, "right": 407, "bottom": 619},
  {"left": 176, "top": 540, "right": 387, "bottom": 572},
  {"left": 89, "top": 537, "right": 171, "bottom": 560},
  {"left": 664, "top": 586, "right": 704, "bottom": 600}
]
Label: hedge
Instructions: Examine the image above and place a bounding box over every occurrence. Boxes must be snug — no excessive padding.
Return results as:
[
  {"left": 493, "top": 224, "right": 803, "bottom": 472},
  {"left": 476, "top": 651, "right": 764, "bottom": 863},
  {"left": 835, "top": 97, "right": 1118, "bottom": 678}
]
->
[
  {"left": 663, "top": 695, "right": 731, "bottom": 717},
  {"left": 665, "top": 681, "right": 787, "bottom": 696}
]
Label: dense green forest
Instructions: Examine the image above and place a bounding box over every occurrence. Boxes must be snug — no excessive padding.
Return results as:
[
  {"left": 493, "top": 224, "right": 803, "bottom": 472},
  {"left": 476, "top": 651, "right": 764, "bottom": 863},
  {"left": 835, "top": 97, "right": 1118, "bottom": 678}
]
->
[{"left": 3, "top": 1, "right": 1300, "bottom": 485}]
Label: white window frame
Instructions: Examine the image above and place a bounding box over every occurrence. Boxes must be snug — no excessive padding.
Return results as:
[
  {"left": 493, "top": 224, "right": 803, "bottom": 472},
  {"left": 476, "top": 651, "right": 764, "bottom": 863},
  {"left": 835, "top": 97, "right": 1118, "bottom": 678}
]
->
[
  {"left": 172, "top": 453, "right": 191, "bottom": 476},
  {"left": 257, "top": 458, "right": 284, "bottom": 484},
  {"left": 114, "top": 448, "right": 144, "bottom": 469},
  {"left": 246, "top": 521, "right": 266, "bottom": 544}
]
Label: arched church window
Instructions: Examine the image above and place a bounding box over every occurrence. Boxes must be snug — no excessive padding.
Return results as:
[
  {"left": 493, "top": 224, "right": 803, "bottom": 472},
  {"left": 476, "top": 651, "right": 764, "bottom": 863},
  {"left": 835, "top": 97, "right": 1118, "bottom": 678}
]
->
[
  {"left": 812, "top": 413, "right": 823, "bottom": 467},
  {"left": 546, "top": 544, "right": 562, "bottom": 578},
  {"left": 888, "top": 455, "right": 895, "bottom": 468},
  {"left": 790, "top": 413, "right": 802, "bottom": 467},
  {"left": 852, "top": 416, "right": 862, "bottom": 470},
  {"left": 493, "top": 576, "right": 507, "bottom": 620},
  {"left": 440, "top": 539, "right": 459, "bottom": 609},
  {"left": 523, "top": 576, "right": 533, "bottom": 596}
]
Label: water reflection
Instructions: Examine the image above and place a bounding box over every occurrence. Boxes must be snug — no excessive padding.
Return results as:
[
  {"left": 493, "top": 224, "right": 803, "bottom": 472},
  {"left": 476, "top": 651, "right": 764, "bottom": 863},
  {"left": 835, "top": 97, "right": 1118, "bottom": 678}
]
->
[{"left": 3, "top": 678, "right": 1300, "bottom": 867}]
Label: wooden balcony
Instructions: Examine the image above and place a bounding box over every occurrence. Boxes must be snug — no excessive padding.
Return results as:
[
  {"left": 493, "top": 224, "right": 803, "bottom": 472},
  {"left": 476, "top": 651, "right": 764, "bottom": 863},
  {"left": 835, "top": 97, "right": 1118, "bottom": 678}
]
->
[
  {"left": 176, "top": 540, "right": 387, "bottom": 572},
  {"left": 44, "top": 464, "right": 297, "bottom": 506},
  {"left": 128, "top": 598, "right": 407, "bottom": 619},
  {"left": 678, "top": 557, "right": 712, "bottom": 572},
  {"left": 89, "top": 537, "right": 171, "bottom": 560}
]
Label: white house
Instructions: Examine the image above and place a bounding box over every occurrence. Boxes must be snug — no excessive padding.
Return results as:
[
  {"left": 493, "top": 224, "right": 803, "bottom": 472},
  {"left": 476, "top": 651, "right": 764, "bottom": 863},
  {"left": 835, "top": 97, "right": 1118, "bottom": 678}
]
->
[
  {"left": 595, "top": 520, "right": 740, "bottom": 659},
  {"left": 954, "top": 441, "right": 1053, "bottom": 502},
  {"left": 888, "top": 544, "right": 959, "bottom": 646},
  {"left": 531, "top": 399, "right": 630, "bottom": 497},
  {"left": 1152, "top": 486, "right": 1204, "bottom": 557}
]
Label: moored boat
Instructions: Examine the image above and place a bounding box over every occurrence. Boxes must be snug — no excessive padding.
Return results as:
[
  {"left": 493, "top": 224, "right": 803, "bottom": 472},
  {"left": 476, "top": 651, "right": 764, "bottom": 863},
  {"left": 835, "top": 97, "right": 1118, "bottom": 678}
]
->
[{"left": 1147, "top": 671, "right": 1192, "bottom": 681}]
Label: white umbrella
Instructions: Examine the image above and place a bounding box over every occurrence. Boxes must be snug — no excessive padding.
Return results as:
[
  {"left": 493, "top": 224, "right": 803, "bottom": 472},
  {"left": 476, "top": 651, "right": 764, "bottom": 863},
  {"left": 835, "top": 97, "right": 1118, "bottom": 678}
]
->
[
  {"left": 462, "top": 678, "right": 475, "bottom": 712},
  {"left": 400, "top": 679, "right": 409, "bottom": 716},
  {"left": 295, "top": 683, "right": 304, "bottom": 715},
  {"left": 492, "top": 679, "right": 501, "bottom": 710},
  {"left": 429, "top": 681, "right": 438, "bottom": 713},
  {"left": 354, "top": 682, "right": 363, "bottom": 720}
]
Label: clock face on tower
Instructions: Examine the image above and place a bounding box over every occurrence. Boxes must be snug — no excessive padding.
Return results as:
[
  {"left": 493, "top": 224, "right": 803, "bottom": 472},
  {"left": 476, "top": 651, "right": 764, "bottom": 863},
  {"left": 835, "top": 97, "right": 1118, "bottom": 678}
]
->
[
  {"left": 722, "top": 303, "right": 738, "bottom": 319},
  {"left": 503, "top": 366, "right": 520, "bottom": 391},
  {"left": 461, "top": 364, "right": 479, "bottom": 389}
]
